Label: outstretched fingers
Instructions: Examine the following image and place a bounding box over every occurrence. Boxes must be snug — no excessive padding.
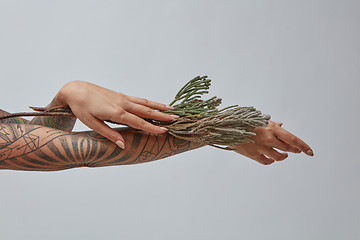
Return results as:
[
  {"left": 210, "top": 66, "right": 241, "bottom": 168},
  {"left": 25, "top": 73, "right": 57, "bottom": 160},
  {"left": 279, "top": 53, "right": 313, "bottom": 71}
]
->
[
  {"left": 273, "top": 138, "right": 302, "bottom": 154},
  {"left": 126, "top": 103, "right": 179, "bottom": 122},
  {"left": 275, "top": 127, "right": 314, "bottom": 156},
  {"left": 116, "top": 112, "right": 169, "bottom": 134},
  {"left": 253, "top": 154, "right": 275, "bottom": 165},
  {"left": 261, "top": 147, "right": 288, "bottom": 161},
  {"left": 129, "top": 96, "right": 174, "bottom": 111},
  {"left": 80, "top": 114, "right": 126, "bottom": 149}
]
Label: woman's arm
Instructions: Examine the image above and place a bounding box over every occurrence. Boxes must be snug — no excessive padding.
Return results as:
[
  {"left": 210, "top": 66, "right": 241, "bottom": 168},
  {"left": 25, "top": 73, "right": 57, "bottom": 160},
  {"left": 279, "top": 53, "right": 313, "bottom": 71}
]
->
[
  {"left": 0, "top": 119, "right": 313, "bottom": 171},
  {"left": 0, "top": 123, "right": 204, "bottom": 171}
]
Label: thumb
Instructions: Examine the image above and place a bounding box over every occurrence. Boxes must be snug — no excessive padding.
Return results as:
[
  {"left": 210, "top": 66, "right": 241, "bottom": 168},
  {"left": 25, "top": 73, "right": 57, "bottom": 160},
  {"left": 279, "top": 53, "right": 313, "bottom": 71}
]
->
[{"left": 81, "top": 115, "right": 126, "bottom": 149}]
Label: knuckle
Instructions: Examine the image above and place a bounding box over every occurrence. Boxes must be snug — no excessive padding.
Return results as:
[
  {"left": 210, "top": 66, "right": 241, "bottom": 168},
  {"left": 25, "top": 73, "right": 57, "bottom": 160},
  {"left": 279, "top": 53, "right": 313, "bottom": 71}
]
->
[
  {"left": 289, "top": 135, "right": 297, "bottom": 143},
  {"left": 136, "top": 119, "right": 147, "bottom": 128},
  {"left": 117, "top": 98, "right": 129, "bottom": 108},
  {"left": 282, "top": 145, "right": 292, "bottom": 151},
  {"left": 141, "top": 98, "right": 150, "bottom": 105},
  {"left": 267, "top": 127, "right": 275, "bottom": 134},
  {"left": 301, "top": 145, "right": 309, "bottom": 151},
  {"left": 164, "top": 113, "right": 174, "bottom": 119},
  {"left": 114, "top": 107, "right": 126, "bottom": 116},
  {"left": 145, "top": 108, "right": 154, "bottom": 115},
  {"left": 294, "top": 148, "right": 302, "bottom": 153},
  {"left": 107, "top": 132, "right": 118, "bottom": 141},
  {"left": 263, "top": 136, "right": 273, "bottom": 145}
]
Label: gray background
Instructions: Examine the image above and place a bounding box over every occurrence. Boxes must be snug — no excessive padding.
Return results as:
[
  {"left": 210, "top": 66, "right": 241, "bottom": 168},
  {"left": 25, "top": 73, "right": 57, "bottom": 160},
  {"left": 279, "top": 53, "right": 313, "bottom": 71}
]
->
[{"left": 0, "top": 0, "right": 359, "bottom": 239}]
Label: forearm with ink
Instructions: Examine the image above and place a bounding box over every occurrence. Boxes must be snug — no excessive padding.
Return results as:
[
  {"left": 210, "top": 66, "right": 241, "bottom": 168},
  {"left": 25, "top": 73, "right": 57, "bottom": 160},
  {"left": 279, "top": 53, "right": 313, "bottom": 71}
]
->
[
  {"left": 29, "top": 96, "right": 77, "bottom": 132},
  {"left": 1, "top": 94, "right": 76, "bottom": 131},
  {"left": 0, "top": 109, "right": 29, "bottom": 124},
  {"left": 0, "top": 123, "right": 204, "bottom": 171}
]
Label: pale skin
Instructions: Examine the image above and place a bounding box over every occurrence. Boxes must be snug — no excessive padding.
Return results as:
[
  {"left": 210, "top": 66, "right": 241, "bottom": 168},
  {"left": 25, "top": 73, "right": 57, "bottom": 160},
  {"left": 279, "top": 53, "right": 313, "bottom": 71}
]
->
[{"left": 0, "top": 81, "right": 313, "bottom": 171}]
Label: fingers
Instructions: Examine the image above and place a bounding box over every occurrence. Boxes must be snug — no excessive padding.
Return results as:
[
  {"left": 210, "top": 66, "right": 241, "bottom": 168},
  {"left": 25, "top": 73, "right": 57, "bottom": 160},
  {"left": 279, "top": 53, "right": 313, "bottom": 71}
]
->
[
  {"left": 252, "top": 154, "right": 275, "bottom": 165},
  {"left": 261, "top": 147, "right": 288, "bottom": 161},
  {"left": 116, "top": 112, "right": 168, "bottom": 134},
  {"left": 80, "top": 114, "right": 126, "bottom": 149},
  {"left": 275, "top": 127, "right": 314, "bottom": 156},
  {"left": 249, "top": 147, "right": 287, "bottom": 165},
  {"left": 273, "top": 138, "right": 302, "bottom": 154},
  {"left": 235, "top": 145, "right": 275, "bottom": 165},
  {"left": 129, "top": 96, "right": 173, "bottom": 111},
  {"left": 235, "top": 121, "right": 313, "bottom": 165},
  {"left": 126, "top": 103, "right": 179, "bottom": 122}
]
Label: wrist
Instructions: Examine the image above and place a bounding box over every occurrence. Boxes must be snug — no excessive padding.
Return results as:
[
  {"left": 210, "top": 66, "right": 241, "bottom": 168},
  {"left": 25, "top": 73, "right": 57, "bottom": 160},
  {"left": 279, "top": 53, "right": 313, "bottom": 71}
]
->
[
  {"left": 53, "top": 81, "right": 78, "bottom": 107},
  {"left": 54, "top": 80, "right": 88, "bottom": 108},
  {"left": 53, "top": 89, "right": 68, "bottom": 107}
]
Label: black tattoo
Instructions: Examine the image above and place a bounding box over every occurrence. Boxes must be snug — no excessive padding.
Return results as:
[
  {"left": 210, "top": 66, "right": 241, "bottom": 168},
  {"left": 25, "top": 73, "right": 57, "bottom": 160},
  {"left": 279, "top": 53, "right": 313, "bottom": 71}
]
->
[
  {"left": 29, "top": 98, "right": 76, "bottom": 132},
  {"left": 0, "top": 123, "right": 204, "bottom": 171},
  {"left": 0, "top": 109, "right": 28, "bottom": 124}
]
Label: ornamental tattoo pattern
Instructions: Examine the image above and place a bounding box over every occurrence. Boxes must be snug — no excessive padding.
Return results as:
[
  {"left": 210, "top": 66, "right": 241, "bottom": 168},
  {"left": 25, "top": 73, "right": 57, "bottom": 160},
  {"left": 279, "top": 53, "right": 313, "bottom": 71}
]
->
[
  {"left": 0, "top": 123, "right": 204, "bottom": 171},
  {"left": 29, "top": 98, "right": 76, "bottom": 132}
]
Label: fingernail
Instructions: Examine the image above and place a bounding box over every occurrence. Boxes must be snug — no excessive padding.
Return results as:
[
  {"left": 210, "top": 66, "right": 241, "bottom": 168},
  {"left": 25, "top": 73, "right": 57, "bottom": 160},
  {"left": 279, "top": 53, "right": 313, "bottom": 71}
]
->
[
  {"left": 115, "top": 140, "right": 125, "bottom": 149},
  {"left": 170, "top": 114, "right": 179, "bottom": 119},
  {"left": 159, "top": 127, "right": 168, "bottom": 132},
  {"left": 306, "top": 150, "right": 314, "bottom": 156},
  {"left": 166, "top": 105, "right": 174, "bottom": 110}
]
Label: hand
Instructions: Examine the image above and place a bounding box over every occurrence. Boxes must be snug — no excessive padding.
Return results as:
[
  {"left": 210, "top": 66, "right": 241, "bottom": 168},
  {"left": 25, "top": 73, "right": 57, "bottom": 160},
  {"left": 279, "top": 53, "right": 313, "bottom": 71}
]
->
[
  {"left": 54, "top": 80, "right": 178, "bottom": 149},
  {"left": 231, "top": 120, "right": 314, "bottom": 165}
]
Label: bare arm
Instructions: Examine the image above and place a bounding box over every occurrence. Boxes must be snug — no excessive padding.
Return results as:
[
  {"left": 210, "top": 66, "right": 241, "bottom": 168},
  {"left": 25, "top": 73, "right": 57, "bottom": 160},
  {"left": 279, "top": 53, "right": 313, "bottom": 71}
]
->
[
  {"left": 0, "top": 123, "right": 204, "bottom": 171},
  {"left": 30, "top": 81, "right": 178, "bottom": 149}
]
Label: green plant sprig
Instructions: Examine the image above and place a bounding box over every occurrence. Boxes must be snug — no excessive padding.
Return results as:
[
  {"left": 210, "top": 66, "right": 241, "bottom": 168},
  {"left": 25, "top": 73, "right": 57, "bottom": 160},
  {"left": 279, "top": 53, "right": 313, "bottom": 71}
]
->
[
  {"left": 154, "top": 75, "right": 271, "bottom": 150},
  {"left": 163, "top": 76, "right": 222, "bottom": 117}
]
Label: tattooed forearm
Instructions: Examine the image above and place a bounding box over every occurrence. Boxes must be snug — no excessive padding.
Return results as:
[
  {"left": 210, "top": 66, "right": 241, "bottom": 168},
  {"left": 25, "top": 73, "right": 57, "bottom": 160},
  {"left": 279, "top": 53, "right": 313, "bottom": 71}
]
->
[
  {"left": 29, "top": 98, "right": 76, "bottom": 132},
  {"left": 0, "top": 109, "right": 29, "bottom": 124},
  {"left": 0, "top": 123, "right": 205, "bottom": 171},
  {"left": 87, "top": 129, "right": 204, "bottom": 168}
]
